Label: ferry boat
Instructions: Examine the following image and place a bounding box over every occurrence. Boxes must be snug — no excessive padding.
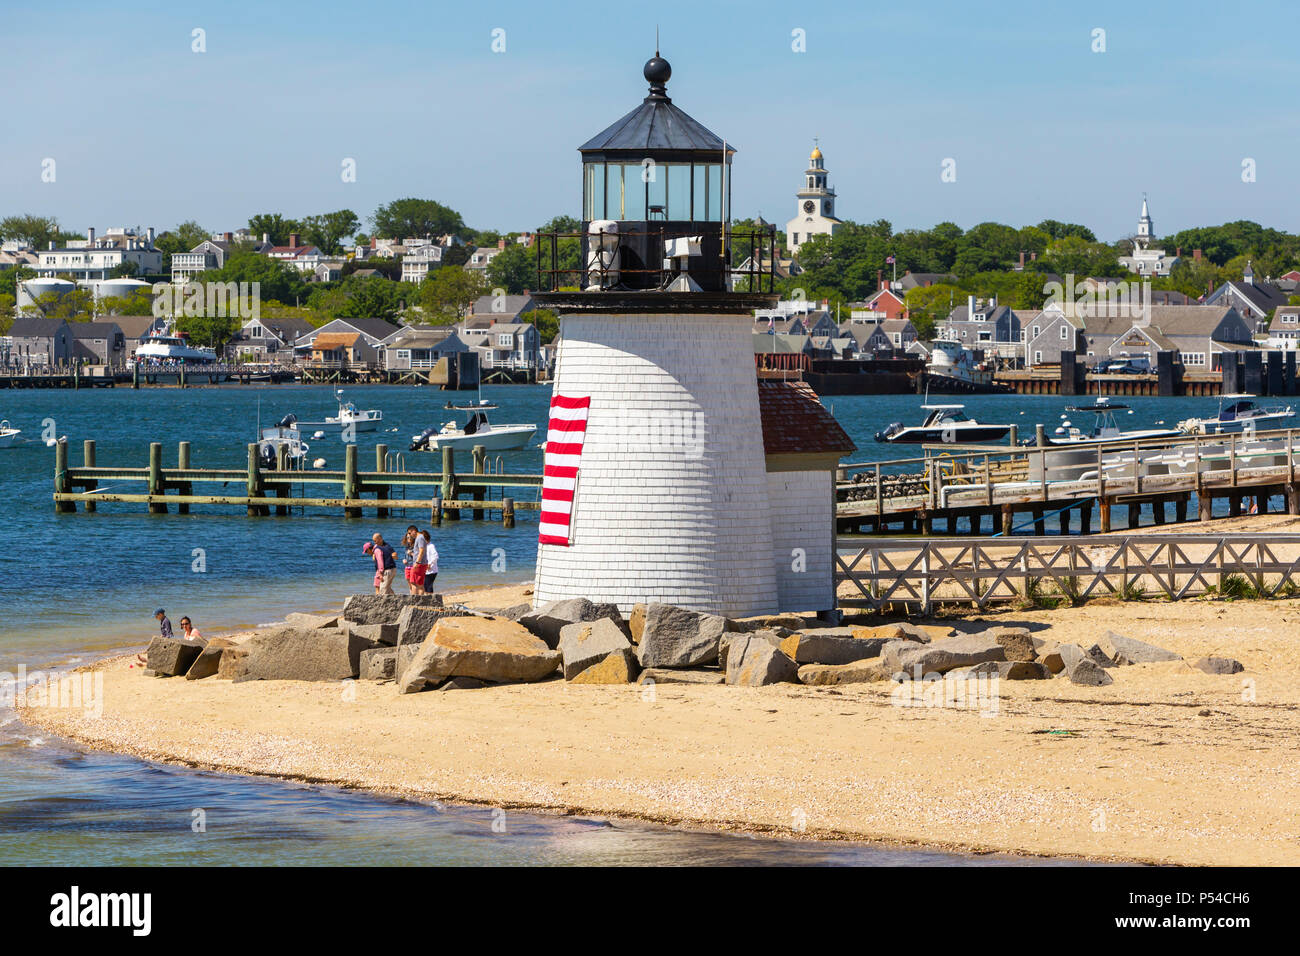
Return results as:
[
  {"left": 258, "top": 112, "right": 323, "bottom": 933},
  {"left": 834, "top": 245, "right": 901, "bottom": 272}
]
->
[
  {"left": 1046, "top": 399, "right": 1182, "bottom": 446},
  {"left": 130, "top": 331, "right": 218, "bottom": 366},
  {"left": 409, "top": 400, "right": 536, "bottom": 452},
  {"left": 0, "top": 420, "right": 21, "bottom": 448},
  {"left": 875, "top": 404, "right": 1011, "bottom": 444},
  {"left": 297, "top": 390, "right": 383, "bottom": 434},
  {"left": 1177, "top": 393, "right": 1294, "bottom": 436}
]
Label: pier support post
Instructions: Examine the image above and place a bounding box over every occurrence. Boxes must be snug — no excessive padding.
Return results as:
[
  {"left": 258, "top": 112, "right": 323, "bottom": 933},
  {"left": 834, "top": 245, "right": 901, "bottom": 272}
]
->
[
  {"left": 1099, "top": 498, "right": 1112, "bottom": 533},
  {"left": 375, "top": 444, "right": 389, "bottom": 518},
  {"left": 344, "top": 443, "right": 360, "bottom": 518},
  {"left": 1000, "top": 505, "right": 1013, "bottom": 536},
  {"left": 82, "top": 440, "right": 97, "bottom": 513},
  {"left": 1079, "top": 499, "right": 1093, "bottom": 534},
  {"left": 247, "top": 443, "right": 263, "bottom": 517},
  {"left": 432, "top": 495, "right": 442, "bottom": 526},
  {"left": 54, "top": 439, "right": 75, "bottom": 513},
  {"left": 148, "top": 441, "right": 167, "bottom": 514},
  {"left": 1230, "top": 493, "right": 1242, "bottom": 518},
  {"left": 1287, "top": 484, "right": 1300, "bottom": 516},
  {"left": 503, "top": 497, "right": 515, "bottom": 528},
  {"left": 472, "top": 444, "right": 486, "bottom": 520},
  {"left": 177, "top": 441, "right": 191, "bottom": 514},
  {"left": 1198, "top": 493, "right": 1213, "bottom": 523},
  {"left": 1008, "top": 425, "right": 1018, "bottom": 447},
  {"left": 1153, "top": 497, "right": 1167, "bottom": 526},
  {"left": 1125, "top": 500, "right": 1139, "bottom": 529},
  {"left": 1032, "top": 507, "right": 1046, "bottom": 536},
  {"left": 275, "top": 445, "right": 289, "bottom": 515},
  {"left": 441, "top": 446, "right": 459, "bottom": 521}
]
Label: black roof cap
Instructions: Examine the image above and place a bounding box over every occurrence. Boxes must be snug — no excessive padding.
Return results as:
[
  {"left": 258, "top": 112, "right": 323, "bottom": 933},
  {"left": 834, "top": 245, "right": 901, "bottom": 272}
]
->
[{"left": 579, "top": 54, "right": 731, "bottom": 158}]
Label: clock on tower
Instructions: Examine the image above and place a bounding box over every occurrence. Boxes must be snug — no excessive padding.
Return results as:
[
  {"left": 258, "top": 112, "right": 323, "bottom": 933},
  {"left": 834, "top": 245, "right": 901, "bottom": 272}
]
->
[{"left": 786, "top": 141, "right": 842, "bottom": 255}]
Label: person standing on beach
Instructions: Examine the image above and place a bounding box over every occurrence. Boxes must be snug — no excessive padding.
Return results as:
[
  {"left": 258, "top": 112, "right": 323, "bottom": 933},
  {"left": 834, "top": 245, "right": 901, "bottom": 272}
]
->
[
  {"left": 364, "top": 534, "right": 397, "bottom": 594},
  {"left": 405, "top": 524, "right": 431, "bottom": 595},
  {"left": 424, "top": 533, "right": 439, "bottom": 587}
]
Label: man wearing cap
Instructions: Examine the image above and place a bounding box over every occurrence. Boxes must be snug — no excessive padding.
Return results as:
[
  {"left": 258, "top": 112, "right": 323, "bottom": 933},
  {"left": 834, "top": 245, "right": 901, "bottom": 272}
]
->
[
  {"left": 363, "top": 534, "right": 397, "bottom": 594},
  {"left": 155, "top": 609, "right": 174, "bottom": 640}
]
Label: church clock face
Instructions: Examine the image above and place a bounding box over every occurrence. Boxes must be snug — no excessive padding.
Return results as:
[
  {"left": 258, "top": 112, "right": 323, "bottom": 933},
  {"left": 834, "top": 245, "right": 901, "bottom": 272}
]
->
[{"left": 803, "top": 200, "right": 815, "bottom": 213}]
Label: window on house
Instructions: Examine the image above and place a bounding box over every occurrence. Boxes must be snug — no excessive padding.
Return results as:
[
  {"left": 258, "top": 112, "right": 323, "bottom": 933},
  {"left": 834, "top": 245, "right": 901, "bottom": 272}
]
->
[
  {"left": 497, "top": 334, "right": 513, "bottom": 346},
  {"left": 1060, "top": 325, "right": 1068, "bottom": 340},
  {"left": 1034, "top": 351, "right": 1042, "bottom": 363},
  {"left": 1031, "top": 325, "right": 1040, "bottom": 339}
]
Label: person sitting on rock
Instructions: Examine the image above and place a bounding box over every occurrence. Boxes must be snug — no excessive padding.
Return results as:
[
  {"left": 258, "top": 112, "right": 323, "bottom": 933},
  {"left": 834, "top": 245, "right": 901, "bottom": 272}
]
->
[{"left": 179, "top": 616, "right": 203, "bottom": 642}]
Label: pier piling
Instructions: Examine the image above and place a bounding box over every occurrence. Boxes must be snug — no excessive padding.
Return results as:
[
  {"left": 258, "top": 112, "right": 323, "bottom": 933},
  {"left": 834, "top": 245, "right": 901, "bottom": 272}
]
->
[
  {"left": 148, "top": 442, "right": 167, "bottom": 514},
  {"left": 54, "top": 440, "right": 75, "bottom": 513},
  {"left": 343, "top": 444, "right": 360, "bottom": 518},
  {"left": 82, "top": 440, "right": 97, "bottom": 512}
]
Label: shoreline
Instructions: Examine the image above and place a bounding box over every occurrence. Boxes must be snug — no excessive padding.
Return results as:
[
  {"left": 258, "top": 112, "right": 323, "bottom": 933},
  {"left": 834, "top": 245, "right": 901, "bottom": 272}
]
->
[{"left": 19, "top": 573, "right": 1300, "bottom": 866}]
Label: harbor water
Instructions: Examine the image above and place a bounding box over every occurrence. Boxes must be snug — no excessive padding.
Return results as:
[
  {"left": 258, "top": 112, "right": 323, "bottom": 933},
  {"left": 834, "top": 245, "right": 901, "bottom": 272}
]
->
[{"left": 0, "top": 383, "right": 1213, "bottom": 864}]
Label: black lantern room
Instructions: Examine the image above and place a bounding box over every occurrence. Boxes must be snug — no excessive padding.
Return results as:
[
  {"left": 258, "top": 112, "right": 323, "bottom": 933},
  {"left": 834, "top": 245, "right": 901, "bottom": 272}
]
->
[{"left": 576, "top": 53, "right": 737, "bottom": 293}]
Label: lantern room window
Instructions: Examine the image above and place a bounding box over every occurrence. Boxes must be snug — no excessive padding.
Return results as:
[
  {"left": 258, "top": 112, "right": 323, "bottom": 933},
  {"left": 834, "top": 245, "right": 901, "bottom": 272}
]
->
[{"left": 583, "top": 161, "right": 725, "bottom": 221}]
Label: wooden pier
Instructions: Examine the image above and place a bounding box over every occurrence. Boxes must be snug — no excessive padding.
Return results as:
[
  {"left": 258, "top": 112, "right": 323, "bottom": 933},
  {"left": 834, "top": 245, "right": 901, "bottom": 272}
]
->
[
  {"left": 837, "top": 427, "right": 1300, "bottom": 536},
  {"left": 835, "top": 533, "right": 1300, "bottom": 613},
  {"left": 52, "top": 439, "right": 542, "bottom": 525}
]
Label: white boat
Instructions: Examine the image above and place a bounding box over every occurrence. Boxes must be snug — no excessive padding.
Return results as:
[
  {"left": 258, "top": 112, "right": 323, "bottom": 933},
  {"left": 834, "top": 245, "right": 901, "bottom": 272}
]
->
[
  {"left": 0, "top": 420, "right": 21, "bottom": 448},
  {"left": 1046, "top": 398, "right": 1182, "bottom": 446},
  {"left": 297, "top": 390, "right": 383, "bottom": 434},
  {"left": 410, "top": 400, "right": 536, "bottom": 452},
  {"left": 130, "top": 332, "right": 218, "bottom": 366},
  {"left": 1177, "top": 393, "right": 1294, "bottom": 436},
  {"left": 924, "top": 339, "right": 997, "bottom": 388},
  {"left": 875, "top": 404, "right": 1011, "bottom": 444},
  {"left": 257, "top": 423, "right": 312, "bottom": 469}
]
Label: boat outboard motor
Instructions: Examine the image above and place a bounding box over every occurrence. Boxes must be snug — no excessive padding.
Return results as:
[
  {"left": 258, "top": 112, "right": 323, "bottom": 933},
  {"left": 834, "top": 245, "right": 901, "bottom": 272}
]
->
[
  {"left": 875, "top": 422, "right": 903, "bottom": 442},
  {"left": 409, "top": 427, "right": 436, "bottom": 452},
  {"left": 260, "top": 442, "right": 278, "bottom": 470},
  {"left": 277, "top": 414, "right": 297, "bottom": 428}
]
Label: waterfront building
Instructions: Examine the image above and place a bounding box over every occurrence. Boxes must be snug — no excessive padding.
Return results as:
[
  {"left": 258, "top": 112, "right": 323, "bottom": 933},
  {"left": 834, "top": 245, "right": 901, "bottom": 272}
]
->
[
  {"left": 1205, "top": 264, "right": 1290, "bottom": 334},
  {"left": 228, "top": 315, "right": 315, "bottom": 362},
  {"left": 1266, "top": 305, "right": 1300, "bottom": 350},
  {"left": 531, "top": 53, "right": 854, "bottom": 617},
  {"left": 382, "top": 326, "right": 468, "bottom": 370},
  {"left": 4, "top": 316, "right": 74, "bottom": 366},
  {"left": 172, "top": 231, "right": 270, "bottom": 283},
  {"left": 785, "top": 142, "right": 843, "bottom": 256},
  {"left": 35, "top": 227, "right": 163, "bottom": 280}
]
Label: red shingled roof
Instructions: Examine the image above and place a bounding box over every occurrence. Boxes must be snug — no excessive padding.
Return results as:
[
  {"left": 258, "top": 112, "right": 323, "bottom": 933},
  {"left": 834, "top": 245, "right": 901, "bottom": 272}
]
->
[{"left": 757, "top": 379, "right": 856, "bottom": 457}]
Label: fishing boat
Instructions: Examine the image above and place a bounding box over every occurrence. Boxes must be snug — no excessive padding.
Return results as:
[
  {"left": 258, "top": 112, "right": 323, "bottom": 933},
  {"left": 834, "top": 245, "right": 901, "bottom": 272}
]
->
[
  {"left": 1046, "top": 398, "right": 1182, "bottom": 446},
  {"left": 257, "top": 416, "right": 312, "bottom": 469},
  {"left": 297, "top": 390, "right": 383, "bottom": 434},
  {"left": 129, "top": 331, "right": 218, "bottom": 366},
  {"left": 920, "top": 340, "right": 1012, "bottom": 394},
  {"left": 0, "top": 420, "right": 21, "bottom": 448},
  {"left": 875, "top": 404, "right": 1011, "bottom": 444},
  {"left": 1177, "top": 393, "right": 1294, "bottom": 436},
  {"left": 409, "top": 400, "right": 536, "bottom": 452}
]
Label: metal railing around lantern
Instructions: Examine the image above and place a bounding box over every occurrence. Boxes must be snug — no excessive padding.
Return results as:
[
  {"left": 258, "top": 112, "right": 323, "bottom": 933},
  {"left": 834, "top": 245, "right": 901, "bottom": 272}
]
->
[{"left": 533, "top": 224, "right": 779, "bottom": 294}]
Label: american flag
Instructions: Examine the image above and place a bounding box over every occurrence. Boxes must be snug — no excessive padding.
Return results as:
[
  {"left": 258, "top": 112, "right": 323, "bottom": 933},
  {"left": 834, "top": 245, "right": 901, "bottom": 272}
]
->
[
  {"left": 885, "top": 255, "right": 896, "bottom": 264},
  {"left": 538, "top": 394, "right": 591, "bottom": 546}
]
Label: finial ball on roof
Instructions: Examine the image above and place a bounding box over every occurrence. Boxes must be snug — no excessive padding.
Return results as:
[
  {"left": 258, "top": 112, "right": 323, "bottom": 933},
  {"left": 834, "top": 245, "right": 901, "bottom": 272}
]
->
[{"left": 644, "top": 55, "right": 671, "bottom": 86}]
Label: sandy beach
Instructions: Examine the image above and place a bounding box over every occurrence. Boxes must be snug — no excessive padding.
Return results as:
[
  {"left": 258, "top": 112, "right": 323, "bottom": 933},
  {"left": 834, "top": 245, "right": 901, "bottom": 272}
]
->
[{"left": 18, "top": 567, "right": 1300, "bottom": 867}]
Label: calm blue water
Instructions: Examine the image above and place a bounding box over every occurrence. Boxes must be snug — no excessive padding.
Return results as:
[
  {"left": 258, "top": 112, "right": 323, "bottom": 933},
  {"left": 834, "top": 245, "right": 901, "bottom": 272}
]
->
[{"left": 0, "top": 383, "right": 1199, "bottom": 864}]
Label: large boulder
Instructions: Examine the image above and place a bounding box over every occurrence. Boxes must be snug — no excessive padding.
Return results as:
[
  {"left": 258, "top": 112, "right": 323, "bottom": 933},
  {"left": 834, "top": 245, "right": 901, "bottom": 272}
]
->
[
  {"left": 637, "top": 668, "right": 724, "bottom": 685},
  {"left": 779, "top": 631, "right": 889, "bottom": 666},
  {"left": 571, "top": 649, "right": 640, "bottom": 684},
  {"left": 360, "top": 644, "right": 421, "bottom": 681},
  {"left": 184, "top": 637, "right": 234, "bottom": 681},
  {"left": 949, "top": 660, "right": 1050, "bottom": 680},
  {"left": 725, "top": 634, "right": 799, "bottom": 686},
  {"left": 628, "top": 604, "right": 647, "bottom": 644},
  {"left": 1192, "top": 656, "right": 1244, "bottom": 675},
  {"left": 984, "top": 627, "right": 1036, "bottom": 662},
  {"left": 495, "top": 603, "right": 533, "bottom": 622},
  {"left": 343, "top": 593, "right": 442, "bottom": 626},
  {"left": 222, "top": 626, "right": 376, "bottom": 682},
  {"left": 146, "top": 635, "right": 205, "bottom": 677},
  {"left": 797, "top": 660, "right": 888, "bottom": 686},
  {"left": 719, "top": 629, "right": 782, "bottom": 670},
  {"left": 1099, "top": 631, "right": 1181, "bottom": 665},
  {"left": 1059, "top": 643, "right": 1116, "bottom": 670},
  {"left": 1067, "top": 658, "right": 1114, "bottom": 686},
  {"left": 888, "top": 635, "right": 1006, "bottom": 679},
  {"left": 351, "top": 622, "right": 398, "bottom": 646},
  {"left": 733, "top": 613, "right": 809, "bottom": 633},
  {"left": 518, "top": 598, "right": 626, "bottom": 649},
  {"left": 638, "top": 603, "right": 735, "bottom": 669},
  {"left": 398, "top": 617, "right": 560, "bottom": 694},
  {"left": 558, "top": 619, "right": 634, "bottom": 681},
  {"left": 395, "top": 605, "right": 449, "bottom": 646},
  {"left": 285, "top": 612, "right": 341, "bottom": 630}
]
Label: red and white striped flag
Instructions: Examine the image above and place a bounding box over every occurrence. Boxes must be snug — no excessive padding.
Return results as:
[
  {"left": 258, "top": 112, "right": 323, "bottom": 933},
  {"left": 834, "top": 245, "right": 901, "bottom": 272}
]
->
[{"left": 538, "top": 394, "right": 591, "bottom": 546}]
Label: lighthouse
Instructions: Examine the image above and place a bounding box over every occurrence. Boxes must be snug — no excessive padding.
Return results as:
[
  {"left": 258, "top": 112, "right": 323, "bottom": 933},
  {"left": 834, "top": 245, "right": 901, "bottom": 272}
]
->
[{"left": 532, "top": 52, "right": 850, "bottom": 618}]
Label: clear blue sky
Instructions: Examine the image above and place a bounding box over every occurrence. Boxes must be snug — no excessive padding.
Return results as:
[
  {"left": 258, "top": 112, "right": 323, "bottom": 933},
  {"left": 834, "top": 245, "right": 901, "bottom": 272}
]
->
[{"left": 1, "top": 0, "right": 1294, "bottom": 243}]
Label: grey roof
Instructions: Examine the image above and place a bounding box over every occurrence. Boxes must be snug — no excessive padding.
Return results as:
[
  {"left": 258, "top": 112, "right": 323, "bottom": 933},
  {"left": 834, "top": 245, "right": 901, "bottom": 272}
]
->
[
  {"left": 579, "top": 66, "right": 728, "bottom": 157},
  {"left": 897, "top": 272, "right": 957, "bottom": 290},
  {"left": 7, "top": 316, "right": 67, "bottom": 336},
  {"left": 470, "top": 294, "right": 534, "bottom": 318},
  {"left": 69, "top": 321, "right": 119, "bottom": 338}
]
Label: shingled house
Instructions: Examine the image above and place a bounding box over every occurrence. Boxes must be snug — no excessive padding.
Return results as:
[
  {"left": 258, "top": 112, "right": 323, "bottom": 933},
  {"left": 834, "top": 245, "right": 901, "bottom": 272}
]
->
[{"left": 757, "top": 379, "right": 856, "bottom": 615}]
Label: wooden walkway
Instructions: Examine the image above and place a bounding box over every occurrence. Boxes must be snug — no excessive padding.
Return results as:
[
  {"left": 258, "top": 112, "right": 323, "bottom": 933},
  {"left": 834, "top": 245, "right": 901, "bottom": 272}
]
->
[
  {"left": 837, "top": 428, "right": 1300, "bottom": 536},
  {"left": 835, "top": 533, "right": 1300, "bottom": 613},
  {"left": 52, "top": 439, "right": 543, "bottom": 525}
]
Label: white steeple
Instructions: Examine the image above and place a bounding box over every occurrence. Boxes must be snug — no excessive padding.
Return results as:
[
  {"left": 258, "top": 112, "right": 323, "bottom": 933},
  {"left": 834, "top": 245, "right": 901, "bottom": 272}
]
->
[
  {"left": 786, "top": 139, "right": 842, "bottom": 256},
  {"left": 1136, "top": 193, "right": 1154, "bottom": 248}
]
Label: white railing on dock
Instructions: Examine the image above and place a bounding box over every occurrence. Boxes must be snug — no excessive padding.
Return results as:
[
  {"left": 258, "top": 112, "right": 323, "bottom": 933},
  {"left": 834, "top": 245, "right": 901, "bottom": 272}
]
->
[{"left": 835, "top": 533, "right": 1300, "bottom": 612}]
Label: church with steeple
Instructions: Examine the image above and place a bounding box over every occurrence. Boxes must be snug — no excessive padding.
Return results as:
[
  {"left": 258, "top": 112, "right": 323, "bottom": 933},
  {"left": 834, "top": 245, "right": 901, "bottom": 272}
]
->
[
  {"left": 1118, "top": 194, "right": 1179, "bottom": 277},
  {"left": 786, "top": 142, "right": 842, "bottom": 256}
]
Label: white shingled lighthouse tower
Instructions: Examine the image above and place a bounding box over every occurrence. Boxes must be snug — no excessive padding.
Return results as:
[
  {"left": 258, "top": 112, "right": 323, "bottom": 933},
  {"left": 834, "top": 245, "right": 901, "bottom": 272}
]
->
[{"left": 530, "top": 51, "right": 794, "bottom": 618}]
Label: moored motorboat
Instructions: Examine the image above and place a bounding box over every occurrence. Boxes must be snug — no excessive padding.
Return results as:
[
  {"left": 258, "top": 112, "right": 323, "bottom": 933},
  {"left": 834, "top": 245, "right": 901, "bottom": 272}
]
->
[
  {"left": 297, "top": 389, "right": 383, "bottom": 434},
  {"left": 1177, "top": 393, "right": 1294, "bottom": 436},
  {"left": 0, "top": 420, "right": 21, "bottom": 448},
  {"left": 875, "top": 404, "right": 1011, "bottom": 444},
  {"left": 1046, "top": 398, "right": 1182, "bottom": 446},
  {"left": 410, "top": 400, "right": 536, "bottom": 452}
]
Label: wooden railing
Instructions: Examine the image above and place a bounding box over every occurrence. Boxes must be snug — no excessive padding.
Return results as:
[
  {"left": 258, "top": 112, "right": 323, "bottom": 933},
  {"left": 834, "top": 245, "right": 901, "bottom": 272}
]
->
[{"left": 835, "top": 533, "right": 1300, "bottom": 612}]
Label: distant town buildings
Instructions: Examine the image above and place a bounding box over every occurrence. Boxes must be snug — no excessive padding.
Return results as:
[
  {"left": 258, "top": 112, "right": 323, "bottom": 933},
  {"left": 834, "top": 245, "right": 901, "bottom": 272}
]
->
[
  {"left": 35, "top": 227, "right": 163, "bottom": 280},
  {"left": 1117, "top": 196, "right": 1179, "bottom": 277}
]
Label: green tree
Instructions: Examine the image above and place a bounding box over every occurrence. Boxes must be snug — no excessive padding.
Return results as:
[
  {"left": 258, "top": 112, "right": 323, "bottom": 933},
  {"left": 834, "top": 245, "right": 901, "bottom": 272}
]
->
[
  {"left": 175, "top": 312, "right": 239, "bottom": 349},
  {"left": 301, "top": 209, "right": 361, "bottom": 255},
  {"left": 371, "top": 198, "right": 466, "bottom": 241},
  {"left": 415, "top": 266, "right": 486, "bottom": 324},
  {"left": 529, "top": 307, "right": 559, "bottom": 344},
  {"left": 485, "top": 242, "right": 535, "bottom": 294},
  {"left": 97, "top": 290, "right": 155, "bottom": 316},
  {"left": 0, "top": 214, "right": 62, "bottom": 249},
  {"left": 905, "top": 283, "right": 964, "bottom": 339},
  {"left": 247, "top": 213, "right": 303, "bottom": 246},
  {"left": 193, "top": 250, "right": 307, "bottom": 305}
]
